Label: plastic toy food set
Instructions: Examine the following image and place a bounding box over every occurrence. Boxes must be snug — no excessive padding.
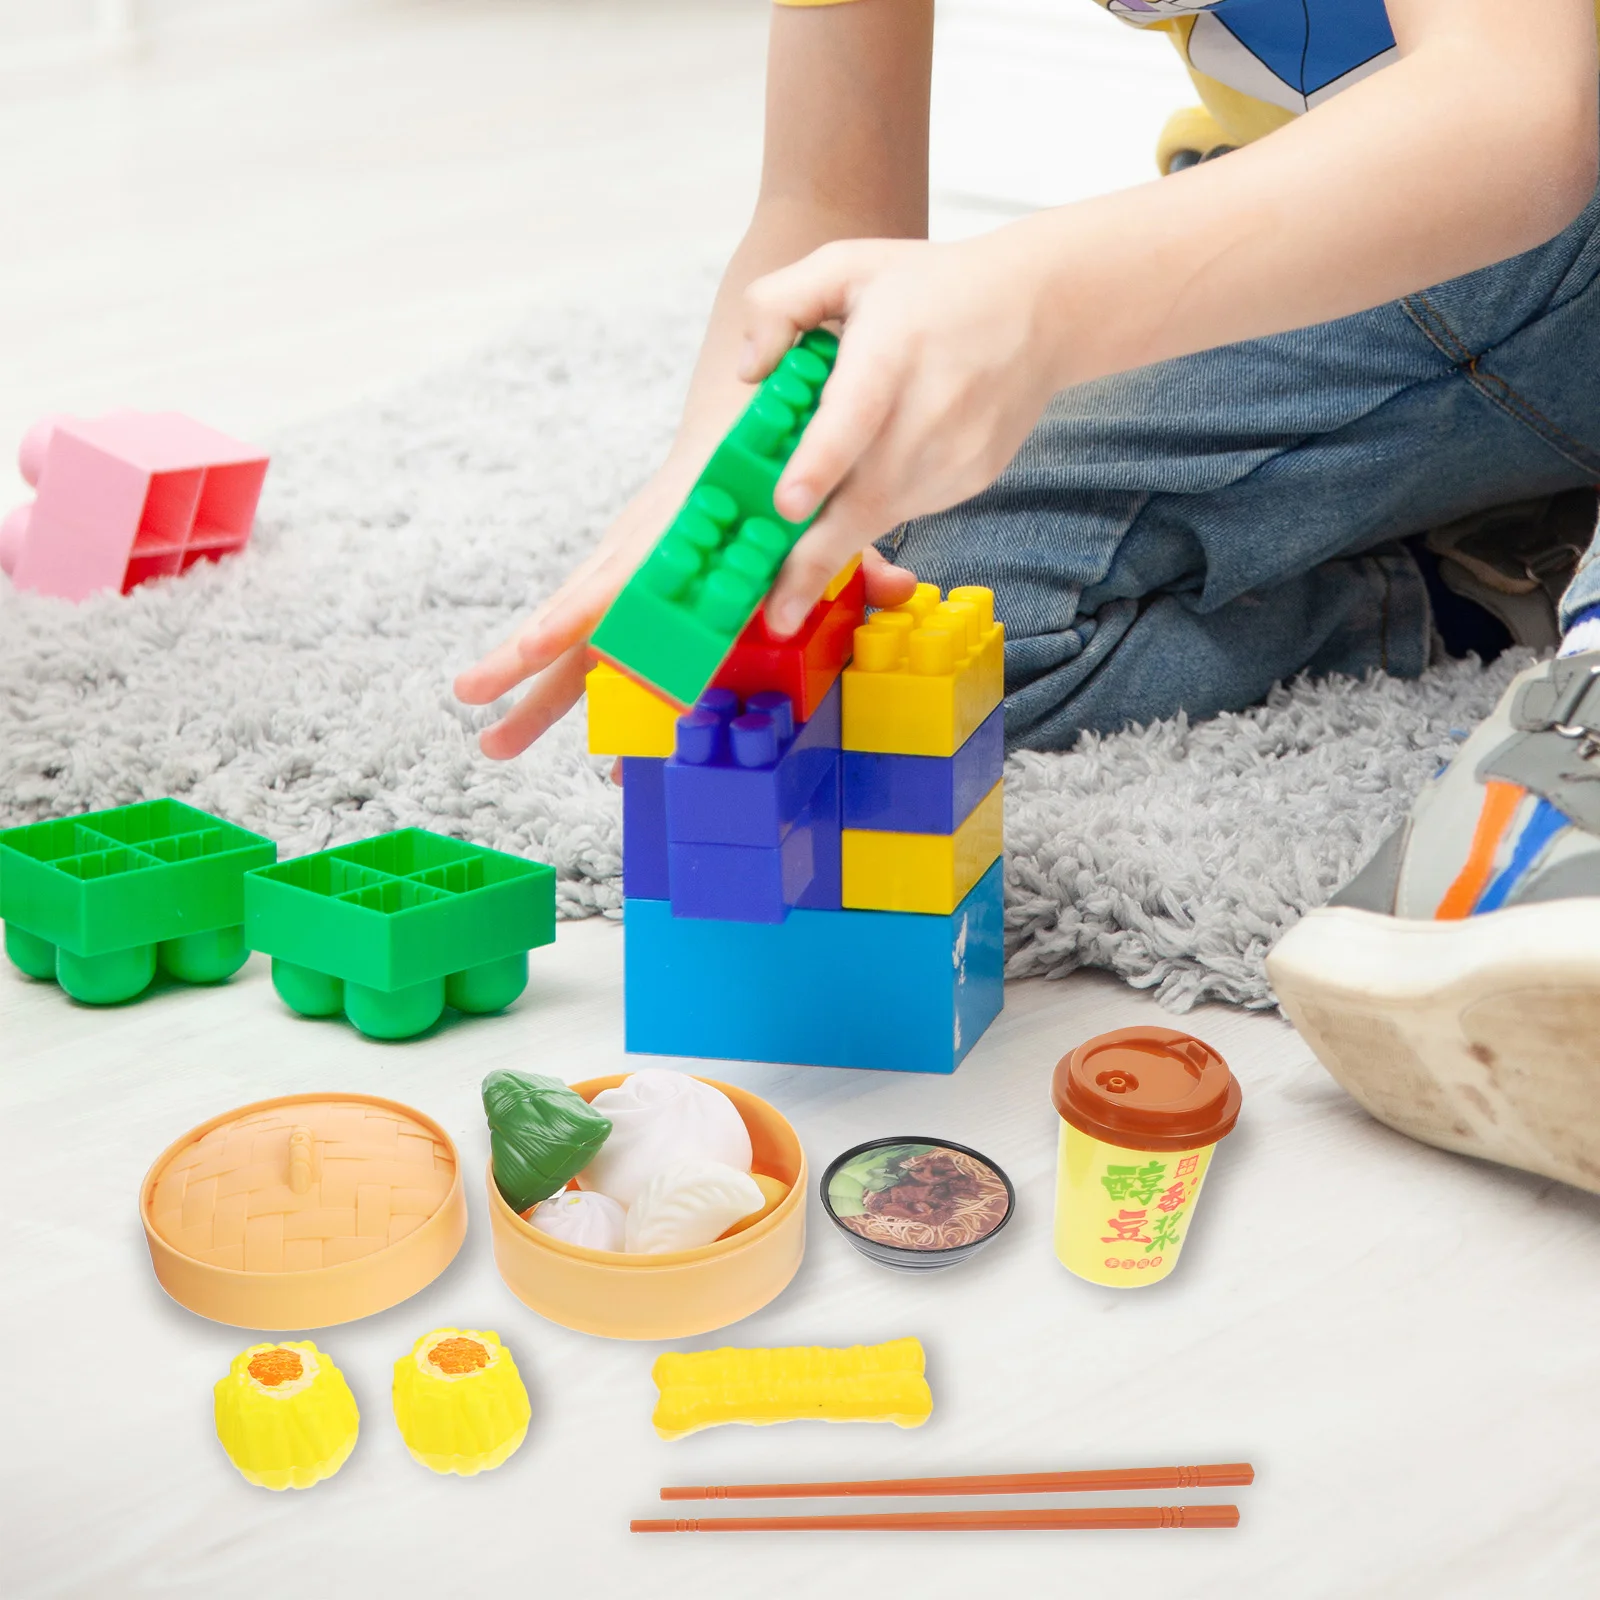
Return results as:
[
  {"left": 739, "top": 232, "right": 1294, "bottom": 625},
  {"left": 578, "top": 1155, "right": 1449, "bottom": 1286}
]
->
[{"left": 15, "top": 351, "right": 1252, "bottom": 1526}]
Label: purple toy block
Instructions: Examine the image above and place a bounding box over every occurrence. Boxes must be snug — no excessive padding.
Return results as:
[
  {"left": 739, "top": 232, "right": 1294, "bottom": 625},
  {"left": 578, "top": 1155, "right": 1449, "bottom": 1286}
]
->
[
  {"left": 668, "top": 821, "right": 816, "bottom": 923},
  {"left": 841, "top": 703, "right": 1005, "bottom": 834},
  {"left": 621, "top": 756, "right": 669, "bottom": 900},
  {"left": 792, "top": 760, "right": 841, "bottom": 910},
  {"left": 1, "top": 411, "right": 269, "bottom": 601},
  {"left": 668, "top": 758, "right": 839, "bottom": 922},
  {"left": 664, "top": 679, "right": 840, "bottom": 849}
]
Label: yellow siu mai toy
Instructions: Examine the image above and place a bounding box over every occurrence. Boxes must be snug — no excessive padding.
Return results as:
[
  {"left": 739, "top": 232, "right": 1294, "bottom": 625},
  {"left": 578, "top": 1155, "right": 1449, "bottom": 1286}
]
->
[
  {"left": 213, "top": 1341, "right": 360, "bottom": 1490},
  {"left": 392, "top": 1328, "right": 530, "bottom": 1476}
]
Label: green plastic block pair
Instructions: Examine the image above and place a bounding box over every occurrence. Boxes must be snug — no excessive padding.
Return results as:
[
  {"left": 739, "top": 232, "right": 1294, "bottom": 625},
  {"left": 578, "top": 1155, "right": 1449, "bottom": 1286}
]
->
[
  {"left": 246, "top": 830, "right": 554, "bottom": 1040},
  {"left": 0, "top": 802, "right": 555, "bottom": 1036},
  {"left": 590, "top": 327, "right": 839, "bottom": 707}
]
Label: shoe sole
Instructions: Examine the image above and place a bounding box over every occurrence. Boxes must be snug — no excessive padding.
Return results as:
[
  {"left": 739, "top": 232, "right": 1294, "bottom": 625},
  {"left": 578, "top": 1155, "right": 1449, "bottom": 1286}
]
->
[{"left": 1267, "top": 901, "right": 1600, "bottom": 1194}]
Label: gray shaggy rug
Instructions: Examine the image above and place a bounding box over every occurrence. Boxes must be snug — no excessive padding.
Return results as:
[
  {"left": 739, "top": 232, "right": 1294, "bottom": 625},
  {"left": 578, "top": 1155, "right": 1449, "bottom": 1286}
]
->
[{"left": 0, "top": 292, "right": 1529, "bottom": 1009}]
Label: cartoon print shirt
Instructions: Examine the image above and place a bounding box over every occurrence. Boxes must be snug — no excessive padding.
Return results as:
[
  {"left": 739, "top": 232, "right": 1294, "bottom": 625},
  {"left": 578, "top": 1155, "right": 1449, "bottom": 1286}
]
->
[
  {"left": 1103, "top": 0, "right": 1397, "bottom": 117},
  {"left": 775, "top": 0, "right": 1400, "bottom": 122}
]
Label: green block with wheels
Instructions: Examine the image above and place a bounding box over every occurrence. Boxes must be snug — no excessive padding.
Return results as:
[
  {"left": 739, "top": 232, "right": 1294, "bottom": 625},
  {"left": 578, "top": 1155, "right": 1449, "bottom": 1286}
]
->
[
  {"left": 0, "top": 799, "right": 277, "bottom": 1005},
  {"left": 590, "top": 328, "right": 839, "bottom": 708},
  {"left": 244, "top": 829, "right": 556, "bottom": 1040}
]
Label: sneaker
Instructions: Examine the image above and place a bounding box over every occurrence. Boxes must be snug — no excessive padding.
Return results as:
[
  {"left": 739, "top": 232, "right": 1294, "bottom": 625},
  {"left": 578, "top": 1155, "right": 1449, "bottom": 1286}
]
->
[{"left": 1267, "top": 650, "right": 1600, "bottom": 1193}]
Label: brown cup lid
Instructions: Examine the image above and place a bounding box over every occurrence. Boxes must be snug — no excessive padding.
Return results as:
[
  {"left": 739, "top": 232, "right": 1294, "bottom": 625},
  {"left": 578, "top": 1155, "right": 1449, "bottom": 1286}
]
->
[{"left": 1052, "top": 1027, "right": 1242, "bottom": 1152}]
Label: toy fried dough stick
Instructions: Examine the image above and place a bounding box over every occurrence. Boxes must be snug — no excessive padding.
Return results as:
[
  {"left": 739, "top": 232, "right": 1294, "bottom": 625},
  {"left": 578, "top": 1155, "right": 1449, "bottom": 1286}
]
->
[
  {"left": 632, "top": 1505, "right": 1242, "bottom": 1533},
  {"left": 650, "top": 1337, "right": 932, "bottom": 1440},
  {"left": 662, "top": 1462, "right": 1255, "bottom": 1501}
]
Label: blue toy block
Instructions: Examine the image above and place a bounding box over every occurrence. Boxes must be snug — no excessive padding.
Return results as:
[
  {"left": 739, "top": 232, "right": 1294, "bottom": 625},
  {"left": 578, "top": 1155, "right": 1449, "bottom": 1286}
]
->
[
  {"left": 842, "top": 703, "right": 1005, "bottom": 834},
  {"left": 621, "top": 756, "right": 669, "bottom": 900},
  {"left": 624, "top": 857, "right": 1004, "bottom": 1073},
  {"left": 668, "top": 824, "right": 815, "bottom": 923},
  {"left": 793, "top": 762, "right": 841, "bottom": 911},
  {"left": 666, "top": 761, "right": 839, "bottom": 921},
  {"left": 664, "top": 680, "right": 839, "bottom": 849}
]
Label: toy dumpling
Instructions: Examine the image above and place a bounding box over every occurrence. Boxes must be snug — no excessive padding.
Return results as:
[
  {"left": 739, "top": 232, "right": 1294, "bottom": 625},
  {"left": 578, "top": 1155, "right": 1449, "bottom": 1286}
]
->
[
  {"left": 624, "top": 1159, "right": 766, "bottom": 1255},
  {"left": 483, "top": 1069, "right": 613, "bottom": 1214},
  {"left": 525, "top": 1189, "right": 627, "bottom": 1252},
  {"left": 392, "top": 1328, "right": 530, "bottom": 1477},
  {"left": 578, "top": 1070, "right": 752, "bottom": 1207},
  {"left": 213, "top": 1341, "right": 360, "bottom": 1490}
]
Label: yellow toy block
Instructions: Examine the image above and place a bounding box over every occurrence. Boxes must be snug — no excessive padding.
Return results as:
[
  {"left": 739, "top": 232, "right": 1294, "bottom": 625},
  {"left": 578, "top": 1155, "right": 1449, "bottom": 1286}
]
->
[
  {"left": 841, "top": 779, "right": 1003, "bottom": 914},
  {"left": 650, "top": 1336, "right": 932, "bottom": 1440},
  {"left": 586, "top": 661, "right": 678, "bottom": 757},
  {"left": 822, "top": 553, "right": 861, "bottom": 601},
  {"left": 841, "top": 583, "right": 1003, "bottom": 757}
]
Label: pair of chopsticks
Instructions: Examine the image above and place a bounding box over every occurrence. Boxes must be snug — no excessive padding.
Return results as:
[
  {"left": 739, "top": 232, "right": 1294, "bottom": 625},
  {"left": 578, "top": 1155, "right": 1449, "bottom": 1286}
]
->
[{"left": 631, "top": 1461, "right": 1253, "bottom": 1534}]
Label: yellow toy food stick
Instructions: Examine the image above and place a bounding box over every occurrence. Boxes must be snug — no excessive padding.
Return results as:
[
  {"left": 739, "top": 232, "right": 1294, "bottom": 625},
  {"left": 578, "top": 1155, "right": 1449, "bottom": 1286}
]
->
[
  {"left": 651, "top": 1336, "right": 932, "bottom": 1441},
  {"left": 213, "top": 1341, "right": 360, "bottom": 1491},
  {"left": 392, "top": 1327, "right": 531, "bottom": 1476}
]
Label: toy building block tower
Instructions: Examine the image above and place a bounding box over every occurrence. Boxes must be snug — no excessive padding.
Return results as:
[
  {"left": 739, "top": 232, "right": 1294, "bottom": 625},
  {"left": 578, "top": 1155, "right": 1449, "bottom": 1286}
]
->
[
  {"left": 592, "top": 578, "right": 1007, "bottom": 1075},
  {"left": 0, "top": 412, "right": 269, "bottom": 601}
]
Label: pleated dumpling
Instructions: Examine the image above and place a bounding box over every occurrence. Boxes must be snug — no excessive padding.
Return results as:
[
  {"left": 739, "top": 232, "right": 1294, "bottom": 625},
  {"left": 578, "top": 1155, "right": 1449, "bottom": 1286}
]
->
[
  {"left": 525, "top": 1188, "right": 626, "bottom": 1252},
  {"left": 213, "top": 1341, "right": 359, "bottom": 1491},
  {"left": 578, "top": 1070, "right": 752, "bottom": 1207},
  {"left": 624, "top": 1159, "right": 767, "bottom": 1254}
]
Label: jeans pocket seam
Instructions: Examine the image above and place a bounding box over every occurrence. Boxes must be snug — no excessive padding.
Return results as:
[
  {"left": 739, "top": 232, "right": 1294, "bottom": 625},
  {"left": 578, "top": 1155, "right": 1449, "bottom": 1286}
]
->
[{"left": 1403, "top": 289, "right": 1600, "bottom": 475}]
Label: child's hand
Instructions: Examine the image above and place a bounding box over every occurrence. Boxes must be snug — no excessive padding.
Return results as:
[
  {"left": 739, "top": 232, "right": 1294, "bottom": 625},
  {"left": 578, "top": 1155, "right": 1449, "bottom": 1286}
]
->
[
  {"left": 740, "top": 232, "right": 1061, "bottom": 636},
  {"left": 454, "top": 463, "right": 916, "bottom": 761}
]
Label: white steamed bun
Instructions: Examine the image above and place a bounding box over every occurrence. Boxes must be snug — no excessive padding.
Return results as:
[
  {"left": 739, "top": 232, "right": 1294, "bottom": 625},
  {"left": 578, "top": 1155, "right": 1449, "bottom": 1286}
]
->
[
  {"left": 577, "top": 1069, "right": 752, "bottom": 1207},
  {"left": 623, "top": 1160, "right": 766, "bottom": 1255},
  {"left": 525, "top": 1189, "right": 627, "bottom": 1252}
]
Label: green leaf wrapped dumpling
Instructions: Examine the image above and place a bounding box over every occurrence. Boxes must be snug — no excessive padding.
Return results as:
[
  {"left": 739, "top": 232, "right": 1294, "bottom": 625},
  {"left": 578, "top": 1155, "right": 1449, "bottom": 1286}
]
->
[{"left": 483, "top": 1070, "right": 613, "bottom": 1214}]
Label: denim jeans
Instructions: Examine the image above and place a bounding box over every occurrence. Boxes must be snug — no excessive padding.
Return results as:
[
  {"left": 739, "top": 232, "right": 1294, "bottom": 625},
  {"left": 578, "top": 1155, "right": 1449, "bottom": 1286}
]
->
[{"left": 887, "top": 178, "right": 1600, "bottom": 752}]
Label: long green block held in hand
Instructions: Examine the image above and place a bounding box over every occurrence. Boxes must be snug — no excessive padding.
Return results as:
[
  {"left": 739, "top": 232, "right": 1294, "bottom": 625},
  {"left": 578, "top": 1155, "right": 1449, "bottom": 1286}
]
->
[
  {"left": 590, "top": 328, "right": 839, "bottom": 707},
  {"left": 0, "top": 798, "right": 277, "bottom": 1005}
]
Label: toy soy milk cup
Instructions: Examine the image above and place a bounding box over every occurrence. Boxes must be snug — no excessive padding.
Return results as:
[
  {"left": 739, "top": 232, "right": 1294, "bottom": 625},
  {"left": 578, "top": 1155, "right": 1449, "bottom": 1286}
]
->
[{"left": 1052, "top": 1027, "right": 1241, "bottom": 1288}]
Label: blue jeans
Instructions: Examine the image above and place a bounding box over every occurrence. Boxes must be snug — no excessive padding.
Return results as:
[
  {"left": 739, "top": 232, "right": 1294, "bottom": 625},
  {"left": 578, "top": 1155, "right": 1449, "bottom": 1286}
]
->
[{"left": 888, "top": 181, "right": 1600, "bottom": 751}]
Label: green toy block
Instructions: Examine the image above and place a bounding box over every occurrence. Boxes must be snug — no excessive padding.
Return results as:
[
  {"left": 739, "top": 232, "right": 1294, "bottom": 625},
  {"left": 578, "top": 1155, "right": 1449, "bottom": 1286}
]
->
[
  {"left": 590, "top": 328, "right": 839, "bottom": 707},
  {"left": 244, "top": 829, "right": 556, "bottom": 1040},
  {"left": 0, "top": 799, "right": 277, "bottom": 1004}
]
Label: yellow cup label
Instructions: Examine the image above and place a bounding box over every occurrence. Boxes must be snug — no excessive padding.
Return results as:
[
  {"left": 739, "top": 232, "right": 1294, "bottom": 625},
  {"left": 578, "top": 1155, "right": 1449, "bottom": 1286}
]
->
[{"left": 1053, "top": 1123, "right": 1216, "bottom": 1287}]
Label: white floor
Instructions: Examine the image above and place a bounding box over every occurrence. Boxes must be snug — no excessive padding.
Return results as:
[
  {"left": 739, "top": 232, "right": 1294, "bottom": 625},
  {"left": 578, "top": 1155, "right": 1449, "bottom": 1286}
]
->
[{"left": 2, "top": 5, "right": 1598, "bottom": 1597}]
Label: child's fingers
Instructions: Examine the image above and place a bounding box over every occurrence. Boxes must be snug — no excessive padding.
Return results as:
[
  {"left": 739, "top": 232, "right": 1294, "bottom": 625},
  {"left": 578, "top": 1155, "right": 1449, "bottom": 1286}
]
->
[
  {"left": 764, "top": 481, "right": 892, "bottom": 636},
  {"left": 772, "top": 350, "right": 897, "bottom": 523},
  {"left": 477, "top": 642, "right": 592, "bottom": 761},
  {"left": 454, "top": 561, "right": 621, "bottom": 705},
  {"left": 861, "top": 544, "right": 918, "bottom": 608},
  {"left": 739, "top": 242, "right": 862, "bottom": 382}
]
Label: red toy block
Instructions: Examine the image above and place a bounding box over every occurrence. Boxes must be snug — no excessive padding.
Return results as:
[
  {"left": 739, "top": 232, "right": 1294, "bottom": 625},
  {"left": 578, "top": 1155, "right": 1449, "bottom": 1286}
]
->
[
  {"left": 0, "top": 412, "right": 269, "bottom": 601},
  {"left": 710, "top": 565, "right": 865, "bottom": 723}
]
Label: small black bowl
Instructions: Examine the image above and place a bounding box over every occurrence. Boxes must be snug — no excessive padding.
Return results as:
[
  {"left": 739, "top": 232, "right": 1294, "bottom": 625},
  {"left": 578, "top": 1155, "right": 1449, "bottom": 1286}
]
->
[{"left": 820, "top": 1137, "right": 1015, "bottom": 1273}]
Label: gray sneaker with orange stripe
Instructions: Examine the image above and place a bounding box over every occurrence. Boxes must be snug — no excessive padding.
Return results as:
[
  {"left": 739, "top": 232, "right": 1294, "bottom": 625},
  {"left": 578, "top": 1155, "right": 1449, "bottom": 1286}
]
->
[{"left": 1269, "top": 651, "right": 1600, "bottom": 1193}]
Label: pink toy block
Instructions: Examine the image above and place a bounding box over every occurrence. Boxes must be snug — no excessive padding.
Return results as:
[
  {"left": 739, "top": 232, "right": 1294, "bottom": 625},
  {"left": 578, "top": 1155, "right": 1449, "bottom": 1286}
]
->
[{"left": 0, "top": 412, "right": 269, "bottom": 601}]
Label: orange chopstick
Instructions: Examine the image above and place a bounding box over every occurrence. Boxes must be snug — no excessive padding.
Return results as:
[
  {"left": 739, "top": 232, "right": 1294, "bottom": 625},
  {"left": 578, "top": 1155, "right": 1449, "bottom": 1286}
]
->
[
  {"left": 661, "top": 1462, "right": 1255, "bottom": 1501},
  {"left": 633, "top": 1504, "right": 1241, "bottom": 1533}
]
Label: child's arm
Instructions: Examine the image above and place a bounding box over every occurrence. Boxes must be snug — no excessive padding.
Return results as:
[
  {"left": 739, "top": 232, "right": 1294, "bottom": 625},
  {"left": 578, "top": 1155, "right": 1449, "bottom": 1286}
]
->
[
  {"left": 457, "top": 0, "right": 932, "bottom": 759},
  {"left": 747, "top": 0, "right": 1599, "bottom": 634}
]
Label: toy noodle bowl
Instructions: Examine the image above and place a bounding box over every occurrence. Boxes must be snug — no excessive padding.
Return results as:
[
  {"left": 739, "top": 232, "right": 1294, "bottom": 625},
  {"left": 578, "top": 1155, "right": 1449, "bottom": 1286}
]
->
[{"left": 822, "top": 1139, "right": 1014, "bottom": 1272}]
